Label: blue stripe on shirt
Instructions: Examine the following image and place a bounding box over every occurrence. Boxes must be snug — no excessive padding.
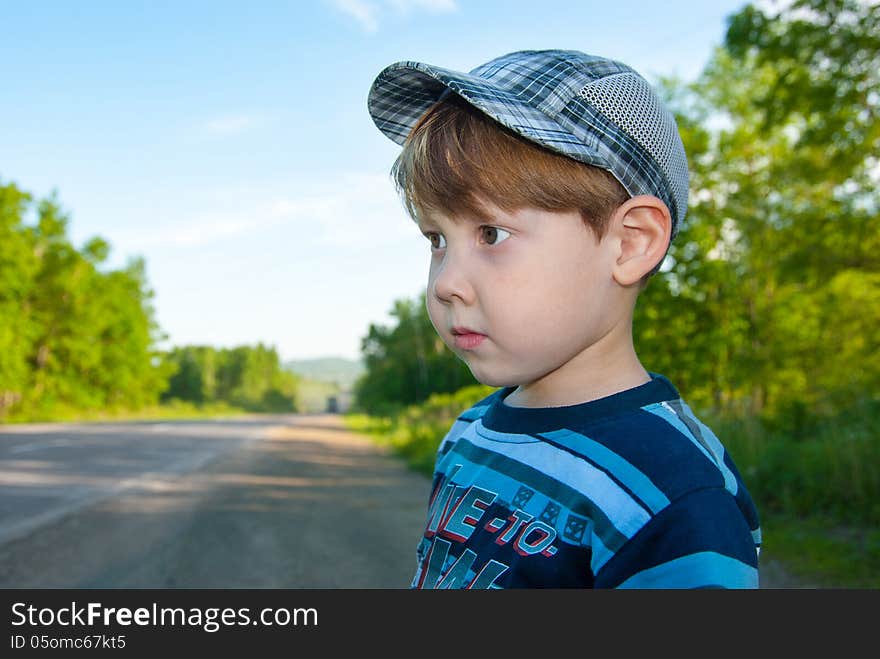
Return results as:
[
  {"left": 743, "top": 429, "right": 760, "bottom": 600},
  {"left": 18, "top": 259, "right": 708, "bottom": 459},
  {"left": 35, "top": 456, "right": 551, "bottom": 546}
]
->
[
  {"left": 539, "top": 428, "right": 670, "bottom": 514},
  {"left": 616, "top": 551, "right": 758, "bottom": 589}
]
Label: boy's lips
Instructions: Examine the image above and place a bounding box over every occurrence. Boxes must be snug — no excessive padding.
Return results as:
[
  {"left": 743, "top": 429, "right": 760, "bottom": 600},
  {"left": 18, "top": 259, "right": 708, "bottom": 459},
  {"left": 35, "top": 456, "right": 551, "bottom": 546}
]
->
[
  {"left": 453, "top": 333, "right": 486, "bottom": 350},
  {"left": 450, "top": 326, "right": 487, "bottom": 350},
  {"left": 451, "top": 326, "right": 484, "bottom": 336}
]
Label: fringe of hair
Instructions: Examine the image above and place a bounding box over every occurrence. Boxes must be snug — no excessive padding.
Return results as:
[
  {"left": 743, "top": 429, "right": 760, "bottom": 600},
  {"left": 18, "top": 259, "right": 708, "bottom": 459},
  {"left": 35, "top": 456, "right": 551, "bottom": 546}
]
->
[{"left": 391, "top": 93, "right": 630, "bottom": 243}]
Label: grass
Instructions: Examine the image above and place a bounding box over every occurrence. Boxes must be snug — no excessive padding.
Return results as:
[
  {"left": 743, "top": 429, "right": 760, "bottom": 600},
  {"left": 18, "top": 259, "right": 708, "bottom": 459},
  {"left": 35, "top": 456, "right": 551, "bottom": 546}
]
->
[
  {"left": 344, "top": 412, "right": 438, "bottom": 475},
  {"left": 2, "top": 400, "right": 254, "bottom": 424},
  {"left": 706, "top": 399, "right": 879, "bottom": 587},
  {"left": 761, "top": 514, "right": 880, "bottom": 588}
]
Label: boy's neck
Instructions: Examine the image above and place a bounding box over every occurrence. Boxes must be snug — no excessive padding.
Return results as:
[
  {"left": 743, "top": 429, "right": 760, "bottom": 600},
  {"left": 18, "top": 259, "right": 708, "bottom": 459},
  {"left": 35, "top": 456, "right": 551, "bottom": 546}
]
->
[{"left": 503, "top": 318, "right": 650, "bottom": 409}]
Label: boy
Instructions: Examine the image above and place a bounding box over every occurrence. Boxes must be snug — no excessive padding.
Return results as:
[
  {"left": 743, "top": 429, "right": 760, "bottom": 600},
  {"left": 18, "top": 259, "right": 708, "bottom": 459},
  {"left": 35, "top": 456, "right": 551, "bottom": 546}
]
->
[{"left": 367, "top": 50, "right": 761, "bottom": 588}]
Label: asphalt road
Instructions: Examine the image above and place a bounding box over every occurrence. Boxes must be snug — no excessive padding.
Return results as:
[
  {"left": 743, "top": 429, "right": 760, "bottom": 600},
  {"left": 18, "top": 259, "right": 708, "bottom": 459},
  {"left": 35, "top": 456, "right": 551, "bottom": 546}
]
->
[
  {"left": 0, "top": 414, "right": 431, "bottom": 588},
  {"left": 0, "top": 413, "right": 805, "bottom": 589}
]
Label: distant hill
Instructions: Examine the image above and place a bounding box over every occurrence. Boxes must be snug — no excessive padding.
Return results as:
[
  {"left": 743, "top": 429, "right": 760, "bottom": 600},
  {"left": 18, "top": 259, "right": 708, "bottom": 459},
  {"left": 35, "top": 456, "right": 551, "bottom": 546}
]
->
[
  {"left": 284, "top": 356, "right": 364, "bottom": 390},
  {"left": 284, "top": 356, "right": 363, "bottom": 413}
]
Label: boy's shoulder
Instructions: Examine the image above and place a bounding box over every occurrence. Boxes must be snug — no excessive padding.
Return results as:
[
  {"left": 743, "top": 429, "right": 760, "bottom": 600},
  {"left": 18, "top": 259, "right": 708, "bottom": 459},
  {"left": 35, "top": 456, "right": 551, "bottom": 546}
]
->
[{"left": 545, "top": 397, "right": 747, "bottom": 503}]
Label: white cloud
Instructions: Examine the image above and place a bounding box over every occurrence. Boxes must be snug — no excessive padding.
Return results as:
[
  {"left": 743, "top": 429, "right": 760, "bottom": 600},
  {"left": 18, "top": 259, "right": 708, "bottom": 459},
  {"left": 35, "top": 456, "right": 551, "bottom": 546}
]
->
[
  {"left": 387, "top": 0, "right": 458, "bottom": 13},
  {"left": 330, "top": 0, "right": 458, "bottom": 33},
  {"left": 304, "top": 172, "right": 416, "bottom": 248},
  {"left": 331, "top": 0, "right": 380, "bottom": 33},
  {"left": 753, "top": 0, "right": 874, "bottom": 23},
  {"left": 112, "top": 172, "right": 415, "bottom": 250},
  {"left": 114, "top": 211, "right": 274, "bottom": 249}
]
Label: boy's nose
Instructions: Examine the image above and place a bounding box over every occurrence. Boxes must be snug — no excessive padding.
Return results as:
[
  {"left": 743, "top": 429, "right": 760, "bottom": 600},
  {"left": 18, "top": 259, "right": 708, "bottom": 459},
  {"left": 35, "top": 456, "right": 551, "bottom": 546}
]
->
[{"left": 431, "top": 251, "right": 475, "bottom": 305}]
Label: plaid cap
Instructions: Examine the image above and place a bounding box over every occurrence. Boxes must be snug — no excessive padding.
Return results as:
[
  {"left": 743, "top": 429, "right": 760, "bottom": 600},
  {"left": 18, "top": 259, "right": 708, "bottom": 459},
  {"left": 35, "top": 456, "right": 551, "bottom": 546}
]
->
[{"left": 367, "top": 49, "right": 689, "bottom": 239}]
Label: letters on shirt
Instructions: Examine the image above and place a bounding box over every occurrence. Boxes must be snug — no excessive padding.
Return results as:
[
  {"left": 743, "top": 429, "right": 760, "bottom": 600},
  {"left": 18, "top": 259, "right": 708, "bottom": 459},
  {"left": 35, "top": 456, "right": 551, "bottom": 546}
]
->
[{"left": 416, "top": 464, "right": 559, "bottom": 589}]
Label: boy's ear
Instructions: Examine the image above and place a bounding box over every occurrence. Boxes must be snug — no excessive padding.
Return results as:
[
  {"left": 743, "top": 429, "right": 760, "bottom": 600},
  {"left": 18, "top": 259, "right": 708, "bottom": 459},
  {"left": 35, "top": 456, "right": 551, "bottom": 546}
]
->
[{"left": 609, "top": 195, "right": 671, "bottom": 287}]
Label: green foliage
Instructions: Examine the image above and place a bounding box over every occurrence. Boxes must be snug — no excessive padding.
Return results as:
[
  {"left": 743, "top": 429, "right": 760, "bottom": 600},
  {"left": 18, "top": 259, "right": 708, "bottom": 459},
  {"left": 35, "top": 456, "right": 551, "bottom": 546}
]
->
[
  {"left": 0, "top": 181, "right": 172, "bottom": 421},
  {"left": 161, "top": 343, "right": 300, "bottom": 412},
  {"left": 724, "top": 0, "right": 879, "bottom": 178},
  {"left": 708, "top": 397, "right": 880, "bottom": 526},
  {"left": 759, "top": 514, "right": 880, "bottom": 588},
  {"left": 352, "top": 292, "right": 476, "bottom": 415},
  {"left": 635, "top": 0, "right": 879, "bottom": 424},
  {"left": 28, "top": 398, "right": 250, "bottom": 424},
  {"left": 345, "top": 383, "right": 495, "bottom": 475}
]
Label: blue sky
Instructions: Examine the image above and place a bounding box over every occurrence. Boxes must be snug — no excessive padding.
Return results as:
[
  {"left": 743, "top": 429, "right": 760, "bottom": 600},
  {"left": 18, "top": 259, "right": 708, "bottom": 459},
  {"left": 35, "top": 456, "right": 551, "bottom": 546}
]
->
[{"left": 0, "top": 0, "right": 749, "bottom": 363}]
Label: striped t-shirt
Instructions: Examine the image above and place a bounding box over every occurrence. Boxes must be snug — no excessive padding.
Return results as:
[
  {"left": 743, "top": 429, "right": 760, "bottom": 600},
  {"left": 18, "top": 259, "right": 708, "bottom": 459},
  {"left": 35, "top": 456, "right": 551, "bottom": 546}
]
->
[{"left": 411, "top": 372, "right": 761, "bottom": 589}]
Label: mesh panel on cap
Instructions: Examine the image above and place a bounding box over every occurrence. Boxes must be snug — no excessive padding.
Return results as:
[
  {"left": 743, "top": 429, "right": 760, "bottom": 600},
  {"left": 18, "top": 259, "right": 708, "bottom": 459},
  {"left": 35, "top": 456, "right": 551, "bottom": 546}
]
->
[{"left": 578, "top": 72, "right": 689, "bottom": 225}]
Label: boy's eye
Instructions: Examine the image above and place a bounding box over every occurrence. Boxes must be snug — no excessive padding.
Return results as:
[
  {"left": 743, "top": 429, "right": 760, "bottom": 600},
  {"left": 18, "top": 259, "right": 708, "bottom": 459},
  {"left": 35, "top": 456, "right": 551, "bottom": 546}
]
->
[
  {"left": 425, "top": 232, "right": 446, "bottom": 250},
  {"left": 481, "top": 226, "right": 511, "bottom": 245},
  {"left": 423, "top": 226, "right": 510, "bottom": 250}
]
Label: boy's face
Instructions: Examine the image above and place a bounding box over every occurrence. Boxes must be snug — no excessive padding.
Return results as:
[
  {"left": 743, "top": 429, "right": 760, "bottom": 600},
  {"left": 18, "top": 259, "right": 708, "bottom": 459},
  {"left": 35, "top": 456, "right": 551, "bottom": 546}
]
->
[{"left": 418, "top": 199, "right": 631, "bottom": 390}]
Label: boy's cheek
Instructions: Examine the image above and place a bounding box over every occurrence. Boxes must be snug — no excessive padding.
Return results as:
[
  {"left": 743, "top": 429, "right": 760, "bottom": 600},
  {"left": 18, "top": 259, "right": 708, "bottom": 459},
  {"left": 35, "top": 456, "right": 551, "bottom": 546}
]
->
[{"left": 425, "top": 299, "right": 447, "bottom": 335}]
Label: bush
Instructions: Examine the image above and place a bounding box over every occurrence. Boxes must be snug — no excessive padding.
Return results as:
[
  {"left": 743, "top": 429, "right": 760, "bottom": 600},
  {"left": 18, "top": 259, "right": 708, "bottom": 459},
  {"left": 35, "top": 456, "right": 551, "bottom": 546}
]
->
[
  {"left": 344, "top": 383, "right": 495, "bottom": 476},
  {"left": 707, "top": 396, "right": 880, "bottom": 525}
]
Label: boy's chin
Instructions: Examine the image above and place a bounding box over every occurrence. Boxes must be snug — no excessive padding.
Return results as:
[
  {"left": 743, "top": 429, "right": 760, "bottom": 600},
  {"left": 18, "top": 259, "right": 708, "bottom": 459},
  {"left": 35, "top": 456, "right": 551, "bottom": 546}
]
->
[{"left": 464, "top": 363, "right": 518, "bottom": 389}]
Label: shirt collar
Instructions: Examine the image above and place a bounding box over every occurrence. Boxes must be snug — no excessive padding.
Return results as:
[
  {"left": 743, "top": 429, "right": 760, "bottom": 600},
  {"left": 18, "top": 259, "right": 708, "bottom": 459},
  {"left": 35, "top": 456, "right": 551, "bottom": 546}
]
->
[{"left": 480, "top": 372, "right": 680, "bottom": 434}]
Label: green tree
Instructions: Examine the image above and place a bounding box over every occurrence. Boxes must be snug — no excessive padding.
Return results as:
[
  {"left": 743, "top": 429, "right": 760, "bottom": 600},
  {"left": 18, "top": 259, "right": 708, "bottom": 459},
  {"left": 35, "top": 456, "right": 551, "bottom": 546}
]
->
[
  {"left": 161, "top": 343, "right": 300, "bottom": 412},
  {"left": 354, "top": 292, "right": 475, "bottom": 415},
  {"left": 0, "top": 184, "right": 39, "bottom": 414},
  {"left": 635, "top": 0, "right": 879, "bottom": 426},
  {"left": 0, "top": 181, "right": 172, "bottom": 419},
  {"left": 163, "top": 346, "right": 213, "bottom": 404}
]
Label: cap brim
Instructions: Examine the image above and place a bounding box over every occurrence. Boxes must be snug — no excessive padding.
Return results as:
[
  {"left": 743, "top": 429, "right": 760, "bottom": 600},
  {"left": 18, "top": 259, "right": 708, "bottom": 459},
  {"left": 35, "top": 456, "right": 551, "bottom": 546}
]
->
[{"left": 367, "top": 60, "right": 609, "bottom": 171}]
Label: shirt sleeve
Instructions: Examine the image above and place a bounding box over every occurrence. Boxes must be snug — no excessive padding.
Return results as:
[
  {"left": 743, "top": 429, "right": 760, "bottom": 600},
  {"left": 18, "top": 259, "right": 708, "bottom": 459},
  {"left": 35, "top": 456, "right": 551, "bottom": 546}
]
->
[{"left": 594, "top": 487, "right": 760, "bottom": 589}]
